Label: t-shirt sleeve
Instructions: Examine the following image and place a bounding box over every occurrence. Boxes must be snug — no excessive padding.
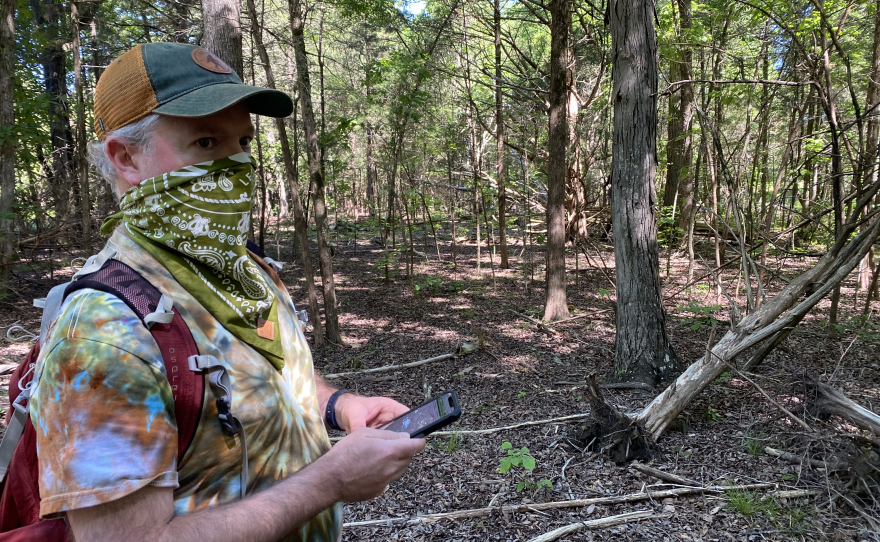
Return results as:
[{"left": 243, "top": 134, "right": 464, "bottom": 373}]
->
[{"left": 29, "top": 290, "right": 178, "bottom": 518}]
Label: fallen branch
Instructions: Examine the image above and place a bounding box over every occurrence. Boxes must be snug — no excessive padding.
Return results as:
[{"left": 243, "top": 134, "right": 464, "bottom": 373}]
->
[
  {"left": 630, "top": 462, "right": 702, "bottom": 486},
  {"left": 323, "top": 340, "right": 479, "bottom": 379},
  {"left": 341, "top": 483, "right": 775, "bottom": 528},
  {"left": 508, "top": 309, "right": 558, "bottom": 334},
  {"left": 764, "top": 446, "right": 848, "bottom": 471},
  {"left": 554, "top": 381, "right": 655, "bottom": 393},
  {"left": 525, "top": 510, "right": 657, "bottom": 542},
  {"left": 430, "top": 413, "right": 591, "bottom": 436},
  {"left": 714, "top": 354, "right": 815, "bottom": 433}
]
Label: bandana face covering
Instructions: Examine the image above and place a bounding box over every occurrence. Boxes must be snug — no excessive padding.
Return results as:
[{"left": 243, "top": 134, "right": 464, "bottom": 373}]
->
[{"left": 102, "top": 152, "right": 284, "bottom": 370}]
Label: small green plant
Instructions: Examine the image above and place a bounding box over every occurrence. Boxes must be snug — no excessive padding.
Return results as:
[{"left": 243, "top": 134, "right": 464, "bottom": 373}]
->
[
  {"left": 704, "top": 407, "right": 722, "bottom": 422},
  {"left": 715, "top": 371, "right": 733, "bottom": 383},
  {"left": 742, "top": 430, "right": 769, "bottom": 456},
  {"left": 498, "top": 442, "right": 536, "bottom": 473},
  {"left": 474, "top": 402, "right": 496, "bottom": 413},
  {"left": 414, "top": 275, "right": 442, "bottom": 295},
  {"left": 516, "top": 391, "right": 527, "bottom": 399},
  {"left": 597, "top": 288, "right": 613, "bottom": 300},
  {"left": 726, "top": 487, "right": 762, "bottom": 516},
  {"left": 676, "top": 302, "right": 722, "bottom": 330},
  {"left": 445, "top": 433, "right": 461, "bottom": 453},
  {"left": 516, "top": 478, "right": 553, "bottom": 493}
]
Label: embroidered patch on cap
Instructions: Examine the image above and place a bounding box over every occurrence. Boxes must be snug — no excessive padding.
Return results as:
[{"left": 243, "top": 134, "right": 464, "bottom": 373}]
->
[
  {"left": 191, "top": 48, "right": 232, "bottom": 74},
  {"left": 257, "top": 318, "right": 275, "bottom": 341}
]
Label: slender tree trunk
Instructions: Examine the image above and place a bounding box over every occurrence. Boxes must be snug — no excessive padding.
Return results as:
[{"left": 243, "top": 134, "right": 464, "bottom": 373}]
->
[
  {"left": 201, "top": 0, "right": 243, "bottom": 76},
  {"left": 0, "top": 0, "right": 14, "bottom": 289},
  {"left": 72, "top": 2, "right": 91, "bottom": 251},
  {"left": 609, "top": 0, "right": 679, "bottom": 385},
  {"left": 246, "top": 0, "right": 324, "bottom": 344},
  {"left": 494, "top": 0, "right": 508, "bottom": 269},
  {"left": 289, "top": 0, "right": 342, "bottom": 344},
  {"left": 674, "top": 0, "right": 694, "bottom": 233},
  {"left": 543, "top": 0, "right": 571, "bottom": 322}
]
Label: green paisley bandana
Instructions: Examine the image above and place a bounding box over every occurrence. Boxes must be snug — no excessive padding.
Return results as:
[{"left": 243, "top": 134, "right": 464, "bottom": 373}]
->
[{"left": 101, "top": 152, "right": 284, "bottom": 370}]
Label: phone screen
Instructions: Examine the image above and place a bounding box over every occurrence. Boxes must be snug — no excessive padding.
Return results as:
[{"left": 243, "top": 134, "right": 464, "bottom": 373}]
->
[{"left": 383, "top": 393, "right": 450, "bottom": 434}]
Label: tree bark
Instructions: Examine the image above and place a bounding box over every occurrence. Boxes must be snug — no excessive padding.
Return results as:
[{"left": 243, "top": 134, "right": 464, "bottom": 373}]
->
[
  {"left": 0, "top": 0, "right": 14, "bottom": 290},
  {"left": 543, "top": 0, "right": 571, "bottom": 322},
  {"left": 72, "top": 2, "right": 91, "bottom": 251},
  {"left": 245, "top": 0, "right": 325, "bottom": 345},
  {"left": 201, "top": 0, "right": 243, "bottom": 77},
  {"left": 609, "top": 0, "right": 678, "bottom": 385},
  {"left": 289, "top": 0, "right": 342, "bottom": 344},
  {"left": 495, "top": 0, "right": 508, "bottom": 269},
  {"left": 673, "top": 0, "right": 694, "bottom": 234}
]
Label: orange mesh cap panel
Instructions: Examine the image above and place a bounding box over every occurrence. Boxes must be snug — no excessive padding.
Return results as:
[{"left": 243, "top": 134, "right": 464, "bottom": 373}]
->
[{"left": 93, "top": 45, "right": 159, "bottom": 140}]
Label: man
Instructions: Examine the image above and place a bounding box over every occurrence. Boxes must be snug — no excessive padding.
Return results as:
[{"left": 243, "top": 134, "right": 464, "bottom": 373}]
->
[{"left": 29, "top": 42, "right": 425, "bottom": 541}]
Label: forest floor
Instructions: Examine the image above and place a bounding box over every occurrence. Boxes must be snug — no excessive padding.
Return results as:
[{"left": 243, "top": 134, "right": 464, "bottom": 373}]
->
[{"left": 1, "top": 220, "right": 878, "bottom": 541}]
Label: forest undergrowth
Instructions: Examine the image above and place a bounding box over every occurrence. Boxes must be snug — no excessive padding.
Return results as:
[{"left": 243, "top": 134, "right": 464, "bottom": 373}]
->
[{"left": 0, "top": 220, "right": 877, "bottom": 541}]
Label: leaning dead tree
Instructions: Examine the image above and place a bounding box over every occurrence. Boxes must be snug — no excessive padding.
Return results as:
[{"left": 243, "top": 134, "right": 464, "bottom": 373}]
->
[{"left": 582, "top": 168, "right": 880, "bottom": 453}]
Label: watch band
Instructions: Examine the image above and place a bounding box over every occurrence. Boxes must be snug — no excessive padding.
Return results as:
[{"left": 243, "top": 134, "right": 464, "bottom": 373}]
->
[{"left": 325, "top": 389, "right": 350, "bottom": 431}]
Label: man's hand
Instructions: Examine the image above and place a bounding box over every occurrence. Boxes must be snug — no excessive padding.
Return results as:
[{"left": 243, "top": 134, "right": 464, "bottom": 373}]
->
[
  {"left": 322, "top": 428, "right": 426, "bottom": 502},
  {"left": 335, "top": 394, "right": 410, "bottom": 433}
]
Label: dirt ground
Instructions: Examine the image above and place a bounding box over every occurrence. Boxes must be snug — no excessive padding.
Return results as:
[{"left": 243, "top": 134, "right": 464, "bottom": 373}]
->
[{"left": 1, "top": 222, "right": 878, "bottom": 541}]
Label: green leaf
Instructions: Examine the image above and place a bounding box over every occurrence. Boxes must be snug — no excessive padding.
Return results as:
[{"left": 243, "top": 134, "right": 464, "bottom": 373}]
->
[
  {"left": 522, "top": 455, "right": 536, "bottom": 470},
  {"left": 516, "top": 481, "right": 525, "bottom": 492},
  {"left": 501, "top": 441, "right": 512, "bottom": 450},
  {"left": 520, "top": 447, "right": 529, "bottom": 454}
]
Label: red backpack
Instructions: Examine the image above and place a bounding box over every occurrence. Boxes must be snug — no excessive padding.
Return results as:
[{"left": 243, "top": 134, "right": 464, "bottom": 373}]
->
[{"left": 0, "top": 257, "right": 206, "bottom": 540}]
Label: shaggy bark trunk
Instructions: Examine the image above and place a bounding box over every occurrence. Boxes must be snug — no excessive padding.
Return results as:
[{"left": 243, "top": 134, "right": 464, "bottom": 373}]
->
[
  {"left": 608, "top": 0, "right": 678, "bottom": 386},
  {"left": 201, "top": 0, "right": 243, "bottom": 76},
  {"left": 72, "top": 2, "right": 91, "bottom": 250},
  {"left": 543, "top": 0, "right": 570, "bottom": 322},
  {"left": 247, "top": 0, "right": 325, "bottom": 346},
  {"left": 290, "top": 0, "right": 342, "bottom": 344},
  {"left": 0, "top": 0, "right": 13, "bottom": 289},
  {"left": 495, "top": 0, "right": 508, "bottom": 269}
]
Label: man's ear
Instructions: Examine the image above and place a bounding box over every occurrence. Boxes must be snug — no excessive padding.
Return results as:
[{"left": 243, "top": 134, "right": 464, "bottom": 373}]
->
[{"left": 104, "top": 138, "right": 143, "bottom": 190}]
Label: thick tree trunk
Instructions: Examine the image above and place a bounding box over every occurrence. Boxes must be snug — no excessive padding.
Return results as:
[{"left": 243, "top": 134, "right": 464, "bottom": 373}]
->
[
  {"left": 543, "top": 0, "right": 571, "bottom": 322},
  {"left": 609, "top": 0, "right": 678, "bottom": 386},
  {"left": 289, "top": 0, "right": 342, "bottom": 344},
  {"left": 201, "top": 0, "right": 243, "bottom": 76},
  {"left": 38, "top": 0, "right": 74, "bottom": 229},
  {"left": 0, "top": 0, "right": 13, "bottom": 290},
  {"left": 246, "top": 0, "right": 325, "bottom": 346},
  {"left": 495, "top": 0, "right": 508, "bottom": 269},
  {"left": 72, "top": 2, "right": 91, "bottom": 251}
]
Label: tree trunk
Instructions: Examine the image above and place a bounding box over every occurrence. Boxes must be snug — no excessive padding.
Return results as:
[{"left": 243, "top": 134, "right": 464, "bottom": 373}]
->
[
  {"left": 201, "top": 0, "right": 243, "bottom": 76},
  {"left": 543, "top": 0, "right": 571, "bottom": 322},
  {"left": 72, "top": 2, "right": 91, "bottom": 251},
  {"left": 246, "top": 0, "right": 324, "bottom": 345},
  {"left": 673, "top": 0, "right": 694, "bottom": 234},
  {"left": 289, "top": 0, "right": 342, "bottom": 344},
  {"left": 0, "top": 0, "right": 14, "bottom": 290},
  {"left": 609, "top": 0, "right": 678, "bottom": 385},
  {"left": 494, "top": 0, "right": 508, "bottom": 269},
  {"left": 37, "top": 0, "right": 74, "bottom": 230}
]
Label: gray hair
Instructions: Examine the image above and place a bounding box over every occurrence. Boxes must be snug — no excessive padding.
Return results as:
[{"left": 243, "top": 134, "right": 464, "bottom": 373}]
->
[{"left": 88, "top": 114, "right": 161, "bottom": 196}]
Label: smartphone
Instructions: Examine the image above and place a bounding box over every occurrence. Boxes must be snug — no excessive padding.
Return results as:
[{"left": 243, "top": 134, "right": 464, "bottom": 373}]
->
[{"left": 381, "top": 391, "right": 461, "bottom": 438}]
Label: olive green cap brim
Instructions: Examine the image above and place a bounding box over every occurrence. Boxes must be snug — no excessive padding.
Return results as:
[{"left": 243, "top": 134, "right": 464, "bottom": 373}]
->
[{"left": 152, "top": 82, "right": 293, "bottom": 118}]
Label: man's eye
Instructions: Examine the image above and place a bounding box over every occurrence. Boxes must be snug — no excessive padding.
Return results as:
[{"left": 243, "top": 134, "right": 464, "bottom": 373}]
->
[
  {"left": 197, "top": 138, "right": 213, "bottom": 148},
  {"left": 240, "top": 137, "right": 252, "bottom": 147}
]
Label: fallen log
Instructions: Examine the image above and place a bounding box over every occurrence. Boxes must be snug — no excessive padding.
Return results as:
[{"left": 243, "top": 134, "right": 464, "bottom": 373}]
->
[{"left": 635, "top": 213, "right": 880, "bottom": 442}]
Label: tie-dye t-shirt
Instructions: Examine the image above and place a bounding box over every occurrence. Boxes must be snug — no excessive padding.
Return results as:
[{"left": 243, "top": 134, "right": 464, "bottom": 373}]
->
[{"left": 28, "top": 230, "right": 341, "bottom": 541}]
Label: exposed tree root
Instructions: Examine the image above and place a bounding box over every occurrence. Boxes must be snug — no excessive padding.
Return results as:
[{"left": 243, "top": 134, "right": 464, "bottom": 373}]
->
[{"left": 575, "top": 374, "right": 659, "bottom": 463}]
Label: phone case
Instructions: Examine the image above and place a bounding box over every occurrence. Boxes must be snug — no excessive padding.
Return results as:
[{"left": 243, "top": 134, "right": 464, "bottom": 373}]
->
[{"left": 384, "top": 390, "right": 462, "bottom": 438}]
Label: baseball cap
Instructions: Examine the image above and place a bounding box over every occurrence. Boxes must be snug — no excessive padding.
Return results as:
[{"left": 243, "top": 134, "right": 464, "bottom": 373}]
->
[{"left": 93, "top": 43, "right": 293, "bottom": 140}]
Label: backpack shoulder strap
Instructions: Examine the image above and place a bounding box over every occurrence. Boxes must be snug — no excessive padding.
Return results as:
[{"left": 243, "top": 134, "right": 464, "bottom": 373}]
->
[{"left": 64, "top": 260, "right": 204, "bottom": 463}]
